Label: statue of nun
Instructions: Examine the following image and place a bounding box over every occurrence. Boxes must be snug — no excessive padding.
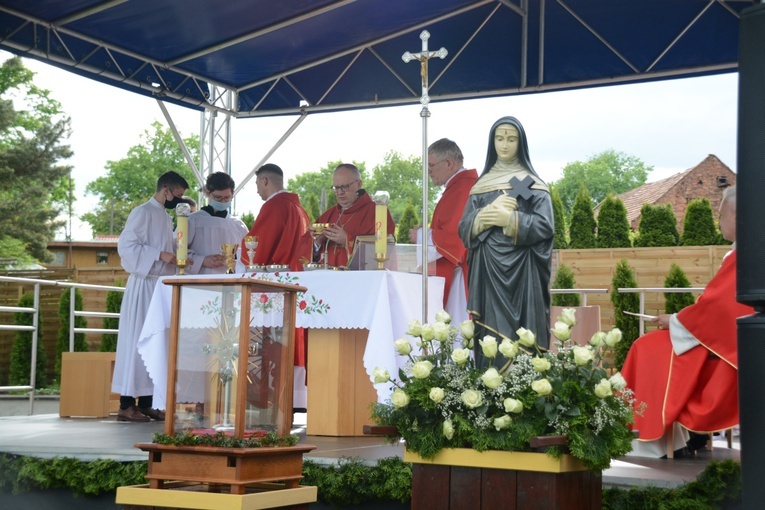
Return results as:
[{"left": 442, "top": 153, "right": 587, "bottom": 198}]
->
[{"left": 458, "top": 116, "right": 555, "bottom": 367}]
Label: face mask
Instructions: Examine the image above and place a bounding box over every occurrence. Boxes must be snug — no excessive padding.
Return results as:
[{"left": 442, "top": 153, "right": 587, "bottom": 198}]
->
[
  {"left": 209, "top": 199, "right": 229, "bottom": 212},
  {"left": 164, "top": 196, "right": 182, "bottom": 210}
]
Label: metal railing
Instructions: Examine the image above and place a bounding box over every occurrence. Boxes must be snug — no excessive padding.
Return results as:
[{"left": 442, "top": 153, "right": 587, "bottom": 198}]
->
[
  {"left": 549, "top": 288, "right": 609, "bottom": 306},
  {"left": 617, "top": 287, "right": 704, "bottom": 335},
  {"left": 0, "top": 276, "right": 124, "bottom": 414}
]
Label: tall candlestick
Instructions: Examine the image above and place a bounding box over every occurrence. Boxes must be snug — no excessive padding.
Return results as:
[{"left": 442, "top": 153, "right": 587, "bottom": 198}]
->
[
  {"left": 175, "top": 202, "right": 191, "bottom": 274},
  {"left": 373, "top": 191, "right": 390, "bottom": 270}
]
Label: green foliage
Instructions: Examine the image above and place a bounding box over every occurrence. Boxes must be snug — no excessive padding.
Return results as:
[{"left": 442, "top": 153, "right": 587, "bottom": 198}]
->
[
  {"left": 551, "top": 264, "right": 581, "bottom": 306},
  {"left": 152, "top": 429, "right": 299, "bottom": 448},
  {"left": 366, "top": 151, "right": 438, "bottom": 223},
  {"left": 396, "top": 203, "right": 419, "bottom": 244},
  {"left": 56, "top": 288, "right": 89, "bottom": 379},
  {"left": 663, "top": 264, "right": 696, "bottom": 315},
  {"left": 551, "top": 186, "right": 568, "bottom": 249},
  {"left": 82, "top": 120, "right": 199, "bottom": 236},
  {"left": 287, "top": 160, "right": 352, "bottom": 211},
  {"left": 0, "top": 236, "right": 39, "bottom": 268},
  {"left": 0, "top": 57, "right": 73, "bottom": 261},
  {"left": 597, "top": 194, "right": 631, "bottom": 248},
  {"left": 569, "top": 185, "right": 597, "bottom": 249},
  {"left": 551, "top": 149, "right": 652, "bottom": 215},
  {"left": 634, "top": 203, "right": 679, "bottom": 247},
  {"left": 610, "top": 259, "right": 640, "bottom": 370},
  {"left": 304, "top": 193, "right": 321, "bottom": 223},
  {"left": 239, "top": 211, "right": 255, "bottom": 230},
  {"left": 681, "top": 198, "right": 718, "bottom": 246},
  {"left": 100, "top": 281, "right": 124, "bottom": 352},
  {"left": 9, "top": 293, "right": 47, "bottom": 388}
]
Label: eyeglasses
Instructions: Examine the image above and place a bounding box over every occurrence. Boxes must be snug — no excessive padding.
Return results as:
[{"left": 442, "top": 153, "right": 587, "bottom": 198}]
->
[
  {"left": 428, "top": 159, "right": 447, "bottom": 169},
  {"left": 331, "top": 180, "right": 359, "bottom": 193},
  {"left": 210, "top": 193, "right": 233, "bottom": 203}
]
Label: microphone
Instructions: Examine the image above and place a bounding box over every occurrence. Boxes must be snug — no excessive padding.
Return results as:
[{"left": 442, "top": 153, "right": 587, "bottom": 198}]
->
[{"left": 356, "top": 189, "right": 367, "bottom": 197}]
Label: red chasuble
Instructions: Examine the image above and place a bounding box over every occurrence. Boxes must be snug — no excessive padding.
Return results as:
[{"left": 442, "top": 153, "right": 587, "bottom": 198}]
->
[
  {"left": 315, "top": 192, "right": 395, "bottom": 268},
  {"left": 431, "top": 169, "right": 478, "bottom": 306},
  {"left": 622, "top": 251, "right": 753, "bottom": 440},
  {"left": 242, "top": 192, "right": 312, "bottom": 271}
]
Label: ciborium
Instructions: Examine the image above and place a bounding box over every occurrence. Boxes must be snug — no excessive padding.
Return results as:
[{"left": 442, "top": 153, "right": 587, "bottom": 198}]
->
[
  {"left": 221, "top": 243, "right": 238, "bottom": 274},
  {"left": 244, "top": 235, "right": 262, "bottom": 271},
  {"left": 310, "top": 223, "right": 331, "bottom": 268}
]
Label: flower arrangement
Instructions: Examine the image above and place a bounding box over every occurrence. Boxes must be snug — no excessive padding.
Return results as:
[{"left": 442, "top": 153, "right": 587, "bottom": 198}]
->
[{"left": 371, "top": 309, "right": 636, "bottom": 471}]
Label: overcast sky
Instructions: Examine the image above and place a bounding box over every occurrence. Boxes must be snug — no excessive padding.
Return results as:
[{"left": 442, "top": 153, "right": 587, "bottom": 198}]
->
[{"left": 5, "top": 51, "right": 739, "bottom": 240}]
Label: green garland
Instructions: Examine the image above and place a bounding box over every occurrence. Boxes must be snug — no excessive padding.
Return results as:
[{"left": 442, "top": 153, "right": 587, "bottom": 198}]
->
[{"left": 151, "top": 429, "right": 300, "bottom": 448}]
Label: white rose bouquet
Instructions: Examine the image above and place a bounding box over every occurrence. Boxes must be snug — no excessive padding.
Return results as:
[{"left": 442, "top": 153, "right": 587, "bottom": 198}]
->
[{"left": 370, "top": 308, "right": 636, "bottom": 472}]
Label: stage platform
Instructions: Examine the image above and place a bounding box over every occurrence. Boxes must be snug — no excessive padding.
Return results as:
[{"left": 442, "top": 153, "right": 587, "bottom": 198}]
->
[{"left": 0, "top": 396, "right": 740, "bottom": 491}]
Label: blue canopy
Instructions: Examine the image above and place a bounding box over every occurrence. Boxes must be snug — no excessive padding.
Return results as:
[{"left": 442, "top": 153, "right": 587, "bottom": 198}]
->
[{"left": 0, "top": 0, "right": 750, "bottom": 117}]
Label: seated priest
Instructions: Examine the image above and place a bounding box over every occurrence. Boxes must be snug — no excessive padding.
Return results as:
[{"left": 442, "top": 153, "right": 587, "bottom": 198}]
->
[
  {"left": 185, "top": 172, "right": 248, "bottom": 274},
  {"left": 622, "top": 185, "right": 753, "bottom": 457},
  {"left": 313, "top": 163, "right": 395, "bottom": 268}
]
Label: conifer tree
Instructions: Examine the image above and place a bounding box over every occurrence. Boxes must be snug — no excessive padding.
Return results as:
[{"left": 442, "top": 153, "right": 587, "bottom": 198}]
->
[
  {"left": 664, "top": 264, "right": 696, "bottom": 314},
  {"left": 568, "top": 184, "right": 597, "bottom": 249},
  {"left": 304, "top": 194, "right": 321, "bottom": 224},
  {"left": 611, "top": 259, "right": 640, "bottom": 370},
  {"left": 56, "top": 289, "right": 89, "bottom": 380},
  {"left": 551, "top": 264, "right": 581, "bottom": 306},
  {"left": 9, "top": 293, "right": 47, "bottom": 388},
  {"left": 551, "top": 187, "right": 567, "bottom": 249},
  {"left": 100, "top": 280, "right": 124, "bottom": 352},
  {"left": 396, "top": 203, "right": 419, "bottom": 244},
  {"left": 681, "top": 198, "right": 717, "bottom": 246},
  {"left": 634, "top": 203, "right": 679, "bottom": 247},
  {"left": 597, "top": 194, "right": 631, "bottom": 248}
]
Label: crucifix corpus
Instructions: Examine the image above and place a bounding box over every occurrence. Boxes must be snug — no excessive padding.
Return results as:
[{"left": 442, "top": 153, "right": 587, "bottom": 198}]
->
[{"left": 402, "top": 30, "right": 447, "bottom": 323}]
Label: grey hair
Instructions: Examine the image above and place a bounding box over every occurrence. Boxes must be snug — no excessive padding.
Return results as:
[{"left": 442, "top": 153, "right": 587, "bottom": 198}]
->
[
  {"left": 428, "top": 138, "right": 464, "bottom": 165},
  {"left": 722, "top": 185, "right": 736, "bottom": 210}
]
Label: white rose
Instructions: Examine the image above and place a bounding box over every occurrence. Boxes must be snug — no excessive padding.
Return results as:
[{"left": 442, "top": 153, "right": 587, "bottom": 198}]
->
[
  {"left": 372, "top": 367, "right": 390, "bottom": 384},
  {"left": 498, "top": 338, "right": 519, "bottom": 359},
  {"left": 550, "top": 321, "right": 571, "bottom": 341},
  {"left": 493, "top": 414, "right": 513, "bottom": 431},
  {"left": 429, "top": 387, "right": 445, "bottom": 403},
  {"left": 451, "top": 348, "right": 471, "bottom": 365},
  {"left": 411, "top": 360, "right": 434, "bottom": 379},
  {"left": 609, "top": 372, "right": 627, "bottom": 391},
  {"left": 594, "top": 378, "right": 613, "bottom": 398},
  {"left": 420, "top": 323, "right": 435, "bottom": 341},
  {"left": 461, "top": 389, "right": 484, "bottom": 409},
  {"left": 393, "top": 337, "right": 412, "bottom": 355},
  {"left": 589, "top": 332, "right": 606, "bottom": 348},
  {"left": 460, "top": 320, "right": 475, "bottom": 340},
  {"left": 432, "top": 322, "right": 450, "bottom": 343},
  {"left": 479, "top": 335, "right": 498, "bottom": 359},
  {"left": 605, "top": 328, "right": 623, "bottom": 347},
  {"left": 391, "top": 389, "right": 410, "bottom": 408},
  {"left": 503, "top": 397, "right": 523, "bottom": 413},
  {"left": 531, "top": 357, "right": 552, "bottom": 372},
  {"left": 435, "top": 309, "right": 452, "bottom": 324},
  {"left": 465, "top": 337, "right": 474, "bottom": 349},
  {"left": 531, "top": 378, "right": 553, "bottom": 396},
  {"left": 481, "top": 368, "right": 503, "bottom": 389},
  {"left": 572, "top": 345, "right": 594, "bottom": 366},
  {"left": 559, "top": 308, "right": 577, "bottom": 327},
  {"left": 516, "top": 327, "right": 536, "bottom": 347},
  {"left": 407, "top": 319, "right": 422, "bottom": 337},
  {"left": 443, "top": 419, "right": 454, "bottom": 440}
]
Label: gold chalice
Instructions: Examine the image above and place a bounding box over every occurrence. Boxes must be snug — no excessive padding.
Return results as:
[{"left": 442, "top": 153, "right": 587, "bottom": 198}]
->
[{"left": 221, "top": 243, "right": 238, "bottom": 274}]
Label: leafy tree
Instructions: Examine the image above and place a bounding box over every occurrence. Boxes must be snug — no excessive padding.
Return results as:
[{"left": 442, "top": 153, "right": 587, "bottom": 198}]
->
[
  {"left": 304, "top": 194, "right": 321, "bottom": 223},
  {"left": 366, "top": 151, "right": 438, "bottom": 223},
  {"left": 82, "top": 121, "right": 199, "bottom": 236},
  {"left": 287, "top": 160, "right": 355, "bottom": 212},
  {"left": 552, "top": 150, "right": 652, "bottom": 214},
  {"left": 9, "top": 293, "right": 47, "bottom": 388},
  {"left": 664, "top": 264, "right": 696, "bottom": 314},
  {"left": 681, "top": 198, "right": 718, "bottom": 246},
  {"left": 568, "top": 185, "right": 597, "bottom": 249},
  {"left": 611, "top": 259, "right": 640, "bottom": 370},
  {"left": 0, "top": 57, "right": 73, "bottom": 261},
  {"left": 551, "top": 264, "right": 581, "bottom": 307},
  {"left": 0, "top": 236, "right": 39, "bottom": 268},
  {"left": 634, "top": 203, "right": 679, "bottom": 247},
  {"left": 396, "top": 203, "right": 419, "bottom": 244},
  {"left": 596, "top": 194, "right": 631, "bottom": 248},
  {"left": 550, "top": 187, "right": 567, "bottom": 249},
  {"left": 239, "top": 211, "right": 255, "bottom": 231},
  {"left": 56, "top": 288, "right": 88, "bottom": 380},
  {"left": 100, "top": 281, "right": 124, "bottom": 352}
]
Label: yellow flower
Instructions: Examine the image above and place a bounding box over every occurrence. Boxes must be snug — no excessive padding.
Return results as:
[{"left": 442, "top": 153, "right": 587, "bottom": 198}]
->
[
  {"left": 406, "top": 319, "right": 422, "bottom": 337},
  {"left": 550, "top": 321, "right": 571, "bottom": 341},
  {"left": 420, "top": 323, "right": 435, "bottom": 341},
  {"left": 451, "top": 348, "right": 471, "bottom": 365},
  {"left": 605, "top": 328, "right": 622, "bottom": 347},
  {"left": 589, "top": 332, "right": 606, "bottom": 348},
  {"left": 432, "top": 322, "right": 450, "bottom": 342},
  {"left": 443, "top": 419, "right": 454, "bottom": 440}
]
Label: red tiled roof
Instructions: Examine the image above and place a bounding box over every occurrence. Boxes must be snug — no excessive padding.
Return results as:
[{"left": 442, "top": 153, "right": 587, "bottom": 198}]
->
[{"left": 614, "top": 169, "right": 691, "bottom": 226}]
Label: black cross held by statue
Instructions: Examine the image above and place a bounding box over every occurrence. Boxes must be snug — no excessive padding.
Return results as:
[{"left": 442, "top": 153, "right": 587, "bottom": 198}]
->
[{"left": 505, "top": 175, "right": 535, "bottom": 201}]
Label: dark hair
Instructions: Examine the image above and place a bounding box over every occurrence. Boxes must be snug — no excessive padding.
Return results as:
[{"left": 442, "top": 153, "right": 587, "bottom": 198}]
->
[
  {"left": 205, "top": 171, "right": 235, "bottom": 192},
  {"left": 179, "top": 196, "right": 197, "bottom": 207},
  {"left": 156, "top": 171, "right": 190, "bottom": 192},
  {"left": 256, "top": 163, "right": 283, "bottom": 178},
  {"left": 481, "top": 116, "right": 540, "bottom": 179},
  {"left": 429, "top": 138, "right": 464, "bottom": 165}
]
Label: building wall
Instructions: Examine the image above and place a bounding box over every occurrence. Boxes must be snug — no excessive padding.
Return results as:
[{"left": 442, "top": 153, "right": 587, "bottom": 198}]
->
[{"left": 47, "top": 244, "right": 122, "bottom": 269}]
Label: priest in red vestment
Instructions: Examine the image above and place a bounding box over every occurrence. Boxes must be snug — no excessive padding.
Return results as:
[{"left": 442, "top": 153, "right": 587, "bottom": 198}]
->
[
  {"left": 410, "top": 138, "right": 478, "bottom": 312},
  {"left": 313, "top": 163, "right": 395, "bottom": 268},
  {"left": 241, "top": 163, "right": 312, "bottom": 271},
  {"left": 622, "top": 186, "right": 752, "bottom": 455}
]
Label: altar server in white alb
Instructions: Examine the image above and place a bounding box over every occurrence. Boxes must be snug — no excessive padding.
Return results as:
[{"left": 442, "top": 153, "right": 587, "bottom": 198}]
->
[
  {"left": 112, "top": 170, "right": 189, "bottom": 422},
  {"left": 185, "top": 172, "right": 248, "bottom": 274}
]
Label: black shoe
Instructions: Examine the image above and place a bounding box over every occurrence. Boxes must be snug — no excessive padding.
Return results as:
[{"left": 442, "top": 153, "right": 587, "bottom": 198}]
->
[{"left": 687, "top": 432, "right": 709, "bottom": 453}]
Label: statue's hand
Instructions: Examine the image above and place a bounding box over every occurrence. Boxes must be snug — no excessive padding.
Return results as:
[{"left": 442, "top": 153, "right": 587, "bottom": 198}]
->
[
  {"left": 481, "top": 207, "right": 513, "bottom": 228},
  {"left": 491, "top": 194, "right": 518, "bottom": 211}
]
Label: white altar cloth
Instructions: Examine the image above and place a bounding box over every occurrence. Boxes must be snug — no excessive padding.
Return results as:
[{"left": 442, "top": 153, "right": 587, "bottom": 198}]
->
[{"left": 136, "top": 270, "right": 444, "bottom": 409}]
